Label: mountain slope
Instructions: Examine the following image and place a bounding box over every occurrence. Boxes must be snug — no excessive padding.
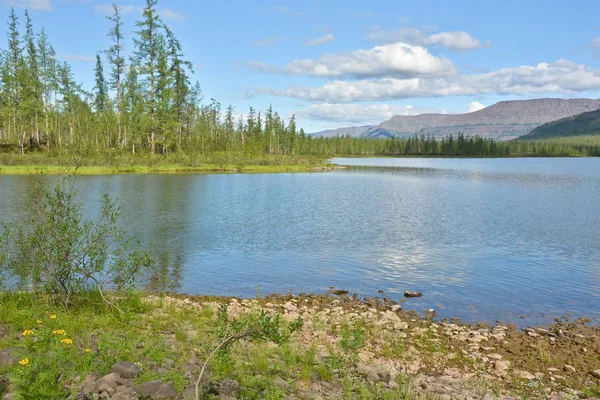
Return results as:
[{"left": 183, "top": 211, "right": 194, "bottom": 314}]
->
[
  {"left": 523, "top": 109, "right": 600, "bottom": 139},
  {"left": 309, "top": 98, "right": 600, "bottom": 141},
  {"left": 363, "top": 98, "right": 600, "bottom": 140},
  {"left": 310, "top": 126, "right": 372, "bottom": 138}
]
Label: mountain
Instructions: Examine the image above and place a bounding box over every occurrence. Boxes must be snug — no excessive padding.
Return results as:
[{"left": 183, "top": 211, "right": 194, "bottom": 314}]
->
[
  {"left": 310, "top": 126, "right": 372, "bottom": 138},
  {"left": 310, "top": 98, "right": 600, "bottom": 141},
  {"left": 523, "top": 109, "right": 600, "bottom": 139}
]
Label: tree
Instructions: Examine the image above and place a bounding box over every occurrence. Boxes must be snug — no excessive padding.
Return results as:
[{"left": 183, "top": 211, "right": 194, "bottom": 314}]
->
[
  {"left": 37, "top": 28, "right": 57, "bottom": 149},
  {"left": 106, "top": 2, "right": 125, "bottom": 148},
  {"left": 133, "top": 0, "right": 161, "bottom": 154}
]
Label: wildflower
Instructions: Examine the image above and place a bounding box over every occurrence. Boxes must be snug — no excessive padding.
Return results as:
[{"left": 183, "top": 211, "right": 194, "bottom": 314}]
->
[
  {"left": 85, "top": 348, "right": 91, "bottom": 353},
  {"left": 19, "top": 358, "right": 29, "bottom": 366},
  {"left": 21, "top": 330, "right": 35, "bottom": 336},
  {"left": 49, "top": 315, "right": 57, "bottom": 319},
  {"left": 60, "top": 338, "right": 73, "bottom": 345},
  {"left": 52, "top": 329, "right": 66, "bottom": 335},
  {"left": 36, "top": 320, "right": 42, "bottom": 324}
]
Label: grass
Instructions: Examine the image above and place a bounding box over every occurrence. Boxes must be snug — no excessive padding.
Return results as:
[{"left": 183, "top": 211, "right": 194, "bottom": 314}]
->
[
  {"left": 0, "top": 292, "right": 415, "bottom": 399},
  {"left": 0, "top": 151, "right": 331, "bottom": 175}
]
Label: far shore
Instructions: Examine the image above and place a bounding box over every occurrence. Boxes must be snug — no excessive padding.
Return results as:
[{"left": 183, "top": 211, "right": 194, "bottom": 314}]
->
[{"left": 0, "top": 164, "right": 342, "bottom": 175}]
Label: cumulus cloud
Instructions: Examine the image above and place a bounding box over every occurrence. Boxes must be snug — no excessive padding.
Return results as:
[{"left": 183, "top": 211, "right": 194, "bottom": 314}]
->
[
  {"left": 3, "top": 0, "right": 52, "bottom": 11},
  {"left": 366, "top": 27, "right": 491, "bottom": 51},
  {"left": 251, "top": 42, "right": 456, "bottom": 79},
  {"left": 93, "top": 4, "right": 138, "bottom": 16},
  {"left": 61, "top": 54, "right": 94, "bottom": 62},
  {"left": 297, "top": 103, "right": 441, "bottom": 124},
  {"left": 253, "top": 36, "right": 286, "bottom": 47},
  {"left": 305, "top": 34, "right": 335, "bottom": 46},
  {"left": 467, "top": 101, "right": 486, "bottom": 112},
  {"left": 160, "top": 8, "right": 185, "bottom": 21},
  {"left": 246, "top": 60, "right": 600, "bottom": 103}
]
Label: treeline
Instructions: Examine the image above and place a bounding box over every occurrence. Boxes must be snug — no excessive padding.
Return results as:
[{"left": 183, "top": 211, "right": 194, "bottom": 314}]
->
[
  {"left": 1, "top": 2, "right": 598, "bottom": 162},
  {"left": 0, "top": 0, "right": 308, "bottom": 158},
  {"left": 305, "top": 133, "right": 600, "bottom": 157}
]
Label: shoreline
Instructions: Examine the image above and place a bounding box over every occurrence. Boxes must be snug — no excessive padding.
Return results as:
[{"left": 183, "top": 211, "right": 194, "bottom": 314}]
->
[
  {"left": 0, "top": 164, "right": 343, "bottom": 175},
  {"left": 1, "top": 290, "right": 599, "bottom": 399}
]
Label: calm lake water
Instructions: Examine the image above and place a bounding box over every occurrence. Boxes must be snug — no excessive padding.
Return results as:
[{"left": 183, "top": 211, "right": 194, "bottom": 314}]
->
[{"left": 1, "top": 157, "right": 599, "bottom": 326}]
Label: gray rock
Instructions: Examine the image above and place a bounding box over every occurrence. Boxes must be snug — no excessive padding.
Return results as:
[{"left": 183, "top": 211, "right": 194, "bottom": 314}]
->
[
  {"left": 217, "top": 379, "right": 240, "bottom": 396},
  {"left": 327, "top": 289, "right": 349, "bottom": 296},
  {"left": 274, "top": 376, "right": 290, "bottom": 391},
  {"left": 356, "top": 362, "right": 392, "bottom": 383},
  {"left": 93, "top": 373, "right": 133, "bottom": 397},
  {"left": 2, "top": 393, "right": 17, "bottom": 400},
  {"left": 0, "top": 349, "right": 19, "bottom": 368},
  {"left": 111, "top": 361, "right": 141, "bottom": 379},
  {"left": 424, "top": 309, "right": 436, "bottom": 321},
  {"left": 591, "top": 369, "right": 600, "bottom": 379},
  {"left": 136, "top": 380, "right": 177, "bottom": 399},
  {"left": 404, "top": 291, "right": 423, "bottom": 298}
]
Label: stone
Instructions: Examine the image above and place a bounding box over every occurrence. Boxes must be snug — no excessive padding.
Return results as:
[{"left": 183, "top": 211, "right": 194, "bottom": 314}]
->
[
  {"left": 591, "top": 369, "right": 600, "bottom": 379},
  {"left": 93, "top": 373, "right": 133, "bottom": 397},
  {"left": 111, "top": 393, "right": 139, "bottom": 400},
  {"left": 515, "top": 370, "right": 535, "bottom": 380},
  {"left": 136, "top": 380, "right": 177, "bottom": 399},
  {"left": 111, "top": 362, "right": 141, "bottom": 379},
  {"left": 563, "top": 365, "right": 576, "bottom": 374},
  {"left": 327, "top": 289, "right": 349, "bottom": 296},
  {"left": 0, "top": 349, "right": 19, "bottom": 368},
  {"left": 217, "top": 379, "right": 240, "bottom": 396},
  {"left": 2, "top": 394, "right": 17, "bottom": 400},
  {"left": 424, "top": 309, "right": 436, "bottom": 321},
  {"left": 274, "top": 376, "right": 290, "bottom": 391},
  {"left": 404, "top": 291, "right": 423, "bottom": 298},
  {"left": 494, "top": 360, "right": 510, "bottom": 375},
  {"left": 356, "top": 362, "right": 393, "bottom": 383}
]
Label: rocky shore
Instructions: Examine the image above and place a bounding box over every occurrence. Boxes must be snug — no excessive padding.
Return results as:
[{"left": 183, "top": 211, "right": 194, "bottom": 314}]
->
[{"left": 1, "top": 290, "right": 599, "bottom": 399}]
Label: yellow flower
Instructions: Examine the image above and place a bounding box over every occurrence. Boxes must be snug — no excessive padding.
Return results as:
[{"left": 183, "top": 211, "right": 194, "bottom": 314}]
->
[
  {"left": 60, "top": 338, "right": 73, "bottom": 345},
  {"left": 19, "top": 358, "right": 29, "bottom": 366},
  {"left": 36, "top": 320, "right": 42, "bottom": 324},
  {"left": 85, "top": 348, "right": 91, "bottom": 353},
  {"left": 52, "top": 329, "right": 66, "bottom": 336},
  {"left": 21, "top": 330, "right": 35, "bottom": 336},
  {"left": 49, "top": 315, "right": 57, "bottom": 319}
]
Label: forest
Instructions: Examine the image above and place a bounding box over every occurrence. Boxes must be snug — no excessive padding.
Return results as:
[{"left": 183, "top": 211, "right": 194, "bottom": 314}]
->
[{"left": 0, "top": 0, "right": 598, "bottom": 167}]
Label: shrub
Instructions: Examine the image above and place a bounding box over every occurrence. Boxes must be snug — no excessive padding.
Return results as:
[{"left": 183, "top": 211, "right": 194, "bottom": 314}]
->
[{"left": 0, "top": 173, "right": 154, "bottom": 308}]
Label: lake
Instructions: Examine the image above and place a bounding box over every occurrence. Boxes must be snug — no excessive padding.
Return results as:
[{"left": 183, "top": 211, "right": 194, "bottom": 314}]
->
[{"left": 1, "top": 157, "right": 599, "bottom": 326}]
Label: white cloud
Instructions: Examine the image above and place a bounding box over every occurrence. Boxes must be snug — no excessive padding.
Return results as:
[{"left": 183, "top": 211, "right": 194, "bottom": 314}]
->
[
  {"left": 253, "top": 36, "right": 286, "bottom": 47},
  {"left": 3, "top": 0, "right": 52, "bottom": 11},
  {"left": 305, "top": 34, "right": 335, "bottom": 46},
  {"left": 247, "top": 60, "right": 600, "bottom": 102},
  {"left": 467, "top": 101, "right": 486, "bottom": 112},
  {"left": 297, "top": 103, "right": 441, "bottom": 124},
  {"left": 367, "top": 27, "right": 490, "bottom": 51},
  {"left": 61, "top": 54, "right": 94, "bottom": 62},
  {"left": 251, "top": 42, "right": 456, "bottom": 79},
  {"left": 93, "top": 4, "right": 138, "bottom": 16},
  {"left": 160, "top": 8, "right": 185, "bottom": 21}
]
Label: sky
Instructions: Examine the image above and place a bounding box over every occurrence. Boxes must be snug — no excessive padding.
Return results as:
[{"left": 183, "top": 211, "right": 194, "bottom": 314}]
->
[{"left": 1, "top": 0, "right": 600, "bottom": 133}]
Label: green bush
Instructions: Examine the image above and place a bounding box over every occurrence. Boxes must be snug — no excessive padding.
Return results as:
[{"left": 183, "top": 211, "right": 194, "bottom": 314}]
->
[{"left": 0, "top": 174, "right": 153, "bottom": 308}]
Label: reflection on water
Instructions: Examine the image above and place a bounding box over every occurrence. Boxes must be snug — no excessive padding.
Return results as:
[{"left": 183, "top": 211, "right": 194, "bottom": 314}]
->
[{"left": 1, "top": 157, "right": 599, "bottom": 326}]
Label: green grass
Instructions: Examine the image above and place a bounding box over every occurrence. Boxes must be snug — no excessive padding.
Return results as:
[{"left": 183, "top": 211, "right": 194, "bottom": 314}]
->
[
  {"left": 0, "top": 152, "right": 331, "bottom": 175},
  {"left": 0, "top": 292, "right": 415, "bottom": 399}
]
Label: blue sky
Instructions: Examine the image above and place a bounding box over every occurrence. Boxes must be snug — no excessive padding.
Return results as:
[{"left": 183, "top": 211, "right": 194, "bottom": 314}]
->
[{"left": 2, "top": 0, "right": 600, "bottom": 132}]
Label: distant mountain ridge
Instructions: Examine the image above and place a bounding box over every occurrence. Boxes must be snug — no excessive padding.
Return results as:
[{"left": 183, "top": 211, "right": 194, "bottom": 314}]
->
[
  {"left": 310, "top": 98, "right": 600, "bottom": 141},
  {"left": 523, "top": 109, "right": 600, "bottom": 139}
]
